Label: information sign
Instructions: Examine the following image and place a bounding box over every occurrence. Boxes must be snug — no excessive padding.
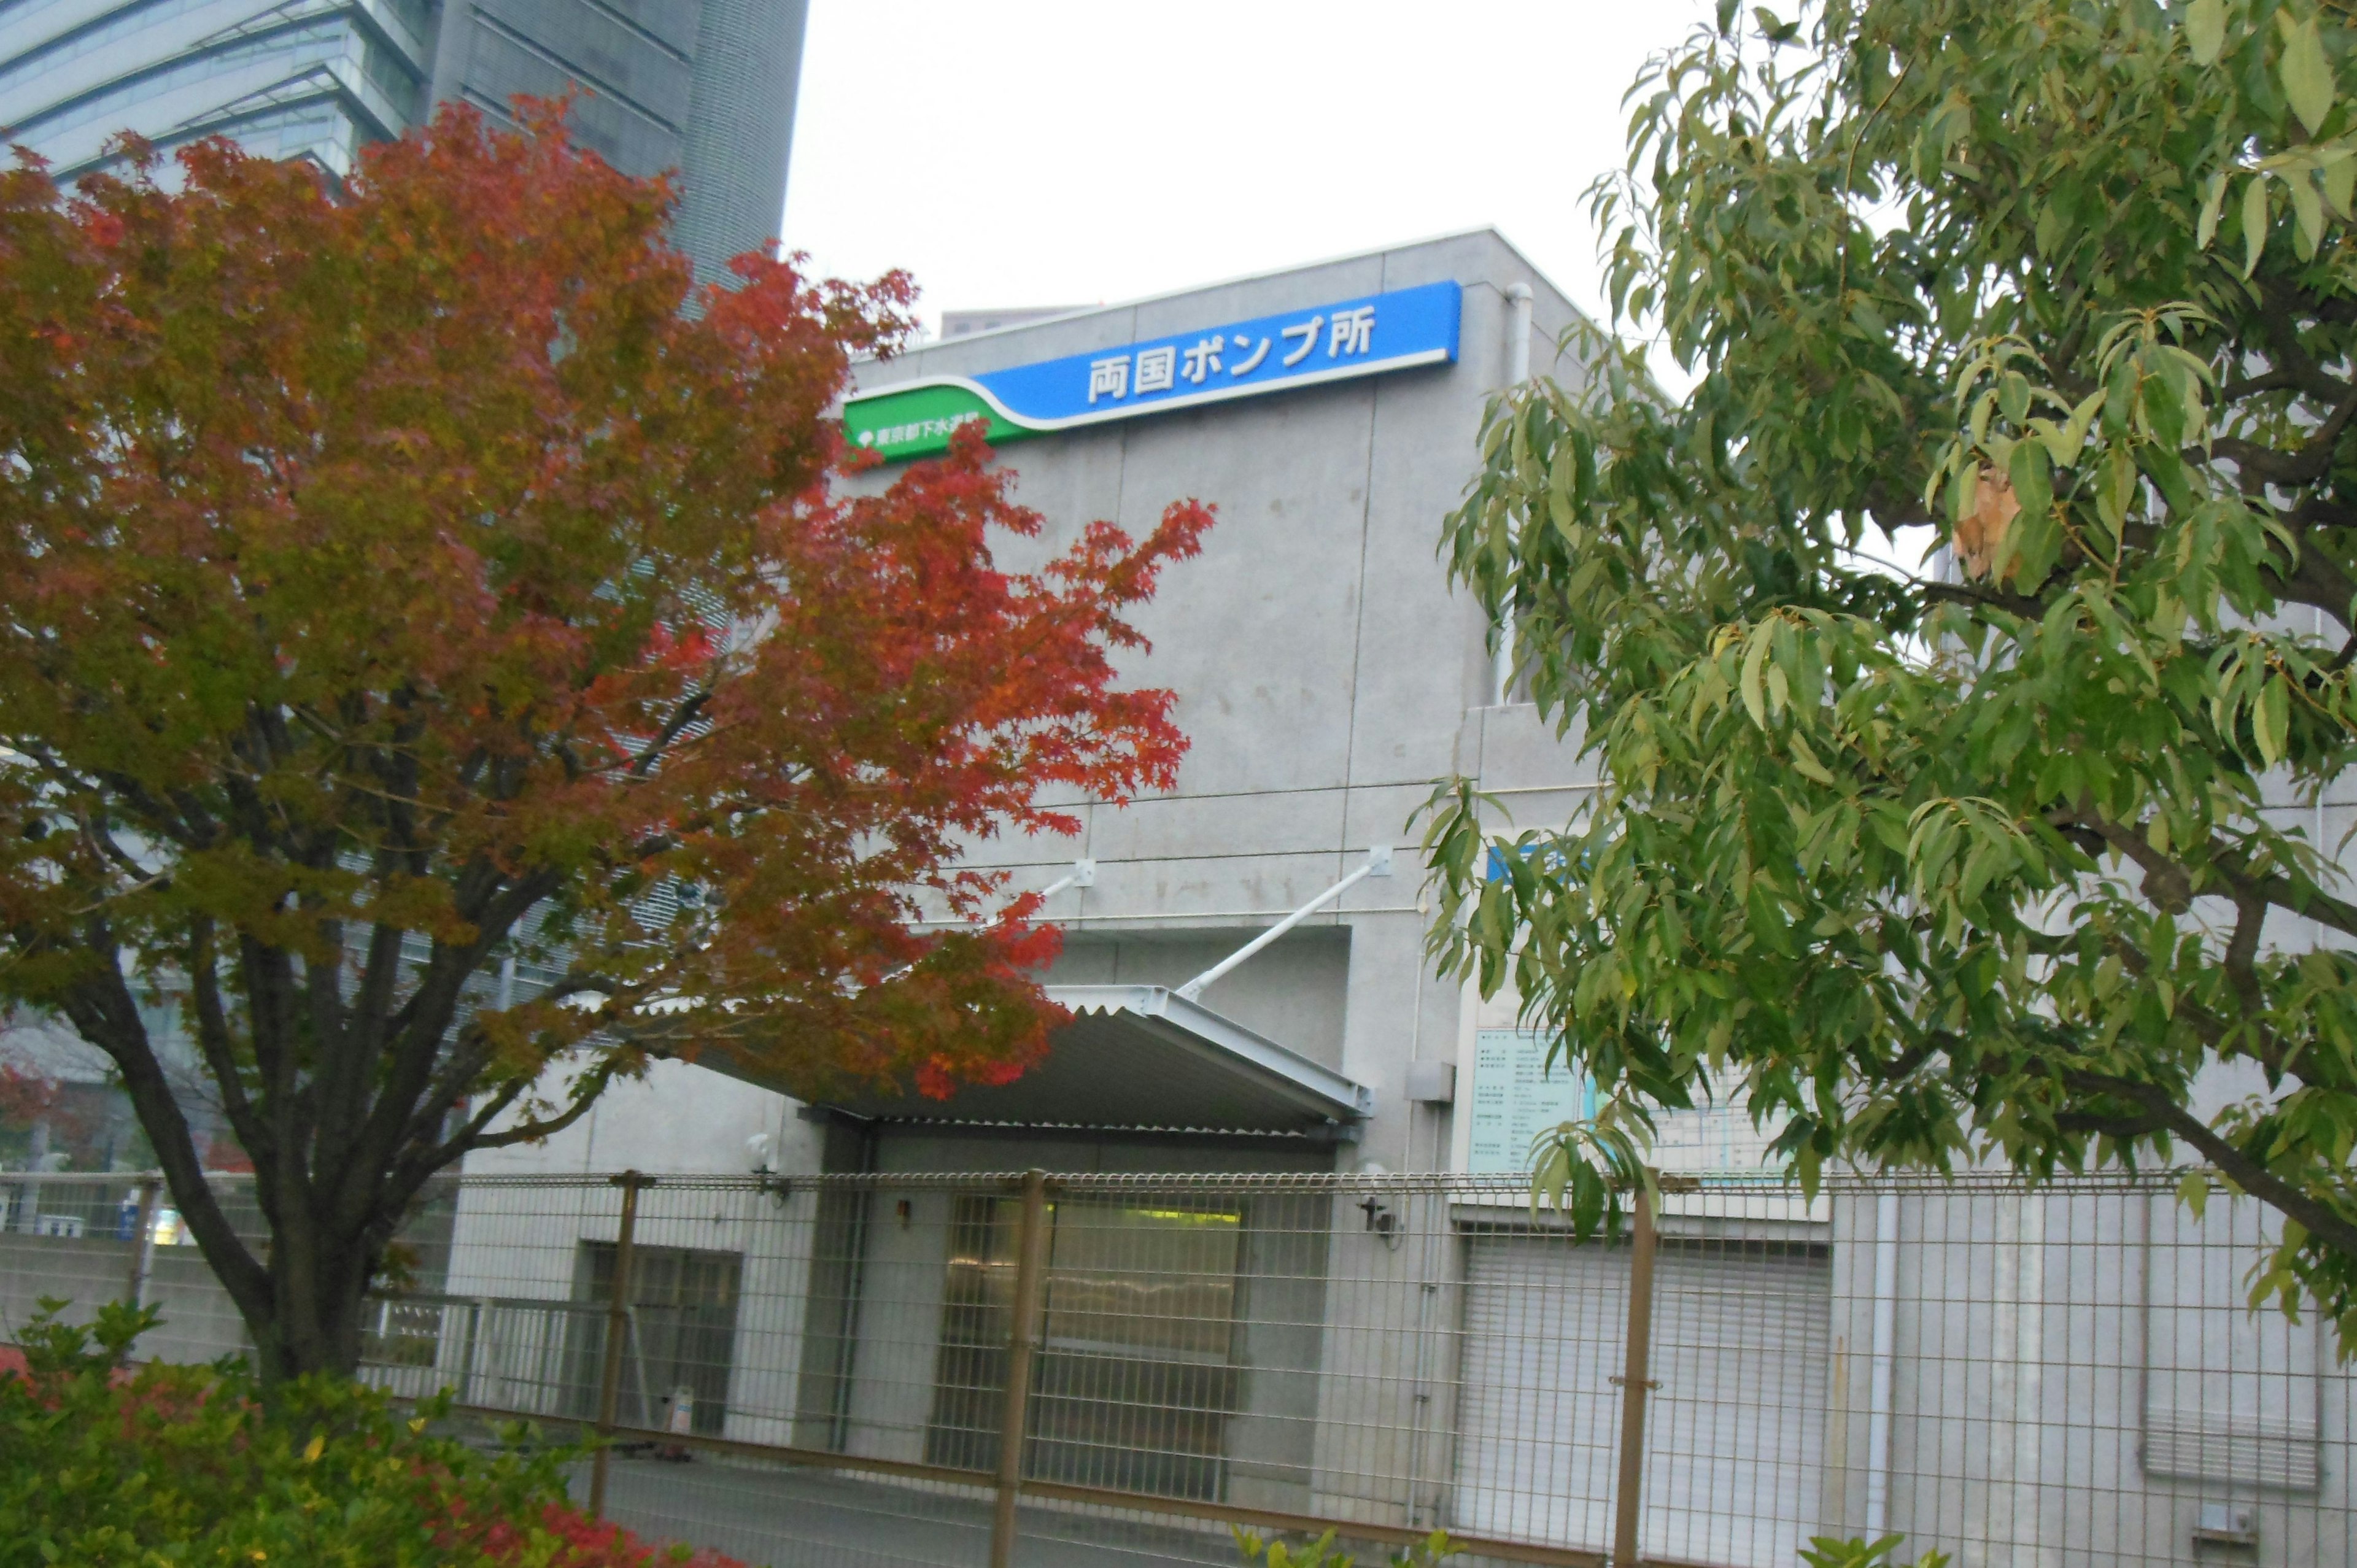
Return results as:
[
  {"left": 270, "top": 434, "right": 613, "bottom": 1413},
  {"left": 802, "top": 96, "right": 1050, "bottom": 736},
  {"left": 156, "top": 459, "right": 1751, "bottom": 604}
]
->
[
  {"left": 1455, "top": 1028, "right": 1787, "bottom": 1176},
  {"left": 843, "top": 280, "right": 1462, "bottom": 461},
  {"left": 1463, "top": 1029, "right": 1593, "bottom": 1175}
]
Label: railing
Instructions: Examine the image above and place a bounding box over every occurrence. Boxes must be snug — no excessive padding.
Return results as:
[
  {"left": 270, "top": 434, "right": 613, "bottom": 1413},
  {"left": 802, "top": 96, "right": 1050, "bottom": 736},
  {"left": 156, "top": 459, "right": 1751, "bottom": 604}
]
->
[{"left": 0, "top": 1167, "right": 2344, "bottom": 1568}]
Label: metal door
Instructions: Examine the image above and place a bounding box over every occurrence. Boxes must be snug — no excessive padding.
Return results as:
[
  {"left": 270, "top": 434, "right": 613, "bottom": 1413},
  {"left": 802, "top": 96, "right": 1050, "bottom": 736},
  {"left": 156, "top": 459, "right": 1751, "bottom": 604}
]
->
[
  {"left": 1455, "top": 1231, "right": 1829, "bottom": 1567},
  {"left": 926, "top": 1192, "right": 1244, "bottom": 1500}
]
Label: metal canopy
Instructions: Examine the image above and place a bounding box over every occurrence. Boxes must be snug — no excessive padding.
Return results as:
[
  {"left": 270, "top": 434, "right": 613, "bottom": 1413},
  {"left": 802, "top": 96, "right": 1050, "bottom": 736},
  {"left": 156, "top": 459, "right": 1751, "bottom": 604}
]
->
[{"left": 803, "top": 985, "right": 1373, "bottom": 1136}]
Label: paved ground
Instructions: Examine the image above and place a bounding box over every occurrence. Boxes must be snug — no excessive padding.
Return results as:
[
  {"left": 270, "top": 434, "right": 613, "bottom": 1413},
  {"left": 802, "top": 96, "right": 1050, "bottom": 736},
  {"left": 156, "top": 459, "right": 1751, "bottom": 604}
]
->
[{"left": 586, "top": 1454, "right": 1245, "bottom": 1568}]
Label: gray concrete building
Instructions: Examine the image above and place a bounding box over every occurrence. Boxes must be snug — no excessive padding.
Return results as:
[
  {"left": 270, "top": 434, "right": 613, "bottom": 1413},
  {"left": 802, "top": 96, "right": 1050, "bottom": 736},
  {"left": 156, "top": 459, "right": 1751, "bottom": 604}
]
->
[
  {"left": 0, "top": 222, "right": 2334, "bottom": 1565},
  {"left": 433, "top": 235, "right": 2345, "bottom": 1568},
  {"left": 470, "top": 228, "right": 1604, "bottom": 1187},
  {"left": 0, "top": 0, "right": 806, "bottom": 283}
]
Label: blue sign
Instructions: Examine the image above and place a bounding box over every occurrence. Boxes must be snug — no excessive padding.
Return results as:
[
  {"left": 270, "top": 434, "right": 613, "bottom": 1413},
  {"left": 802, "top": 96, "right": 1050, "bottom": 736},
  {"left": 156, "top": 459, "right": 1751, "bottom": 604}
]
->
[{"left": 845, "top": 280, "right": 1463, "bottom": 459}]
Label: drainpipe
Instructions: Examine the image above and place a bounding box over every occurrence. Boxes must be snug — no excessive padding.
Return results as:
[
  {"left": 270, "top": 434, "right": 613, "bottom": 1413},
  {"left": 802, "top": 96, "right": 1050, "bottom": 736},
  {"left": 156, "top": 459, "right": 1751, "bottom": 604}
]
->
[
  {"left": 1864, "top": 1191, "right": 1899, "bottom": 1534},
  {"left": 1491, "top": 282, "right": 1536, "bottom": 707}
]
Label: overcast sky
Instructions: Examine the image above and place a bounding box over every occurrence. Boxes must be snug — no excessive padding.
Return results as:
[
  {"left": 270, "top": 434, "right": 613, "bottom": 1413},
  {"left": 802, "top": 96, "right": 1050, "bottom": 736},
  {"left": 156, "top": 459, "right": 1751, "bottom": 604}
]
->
[{"left": 779, "top": 1, "right": 1718, "bottom": 342}]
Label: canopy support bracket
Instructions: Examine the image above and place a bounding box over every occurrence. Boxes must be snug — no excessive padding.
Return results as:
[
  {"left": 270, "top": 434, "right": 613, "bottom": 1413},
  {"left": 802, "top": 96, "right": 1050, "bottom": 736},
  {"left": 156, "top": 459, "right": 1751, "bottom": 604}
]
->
[{"left": 1175, "top": 846, "right": 1393, "bottom": 1002}]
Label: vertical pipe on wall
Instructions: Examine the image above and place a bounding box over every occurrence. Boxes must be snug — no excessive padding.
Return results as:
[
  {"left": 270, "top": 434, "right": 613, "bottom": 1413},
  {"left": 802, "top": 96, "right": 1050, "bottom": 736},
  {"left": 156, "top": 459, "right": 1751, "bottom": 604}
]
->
[
  {"left": 1491, "top": 282, "right": 1536, "bottom": 707},
  {"left": 1987, "top": 1192, "right": 2048, "bottom": 1562},
  {"left": 1403, "top": 1192, "right": 1444, "bottom": 1526},
  {"left": 1864, "top": 1191, "right": 1900, "bottom": 1534},
  {"left": 2011, "top": 1197, "right": 2049, "bottom": 1568}
]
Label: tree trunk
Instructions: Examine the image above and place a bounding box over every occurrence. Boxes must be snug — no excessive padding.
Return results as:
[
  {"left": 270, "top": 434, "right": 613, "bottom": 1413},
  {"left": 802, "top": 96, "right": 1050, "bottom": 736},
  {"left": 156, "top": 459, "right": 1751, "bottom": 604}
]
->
[
  {"left": 252, "top": 1238, "right": 376, "bottom": 1383},
  {"left": 141, "top": 1153, "right": 386, "bottom": 1385},
  {"left": 57, "top": 948, "right": 416, "bottom": 1385}
]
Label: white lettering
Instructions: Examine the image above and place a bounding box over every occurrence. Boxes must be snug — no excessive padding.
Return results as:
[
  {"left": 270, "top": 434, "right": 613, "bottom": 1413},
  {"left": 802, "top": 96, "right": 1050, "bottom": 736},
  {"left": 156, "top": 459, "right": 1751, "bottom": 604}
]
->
[
  {"left": 1279, "top": 315, "right": 1323, "bottom": 367},
  {"left": 1087, "top": 355, "right": 1129, "bottom": 404},
  {"left": 1327, "top": 306, "right": 1375, "bottom": 357},
  {"left": 1180, "top": 334, "right": 1225, "bottom": 384},
  {"left": 1135, "top": 345, "right": 1177, "bottom": 394}
]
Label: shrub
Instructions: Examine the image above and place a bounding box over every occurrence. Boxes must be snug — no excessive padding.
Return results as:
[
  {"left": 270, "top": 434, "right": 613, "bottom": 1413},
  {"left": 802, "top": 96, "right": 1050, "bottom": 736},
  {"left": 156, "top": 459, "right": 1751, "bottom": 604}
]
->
[
  {"left": 1231, "top": 1524, "right": 1460, "bottom": 1568},
  {"left": 0, "top": 1299, "right": 745, "bottom": 1568},
  {"left": 1802, "top": 1534, "right": 1951, "bottom": 1568}
]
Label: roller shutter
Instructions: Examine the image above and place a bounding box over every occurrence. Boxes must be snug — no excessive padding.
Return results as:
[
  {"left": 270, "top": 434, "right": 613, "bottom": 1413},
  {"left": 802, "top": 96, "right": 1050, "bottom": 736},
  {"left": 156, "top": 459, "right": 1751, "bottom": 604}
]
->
[{"left": 1455, "top": 1233, "right": 1830, "bottom": 1568}]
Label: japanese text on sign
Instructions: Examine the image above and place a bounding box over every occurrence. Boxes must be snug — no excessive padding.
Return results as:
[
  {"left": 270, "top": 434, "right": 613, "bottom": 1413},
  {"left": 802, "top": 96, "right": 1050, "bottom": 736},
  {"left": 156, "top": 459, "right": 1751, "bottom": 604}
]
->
[
  {"left": 1463, "top": 1029, "right": 1590, "bottom": 1175},
  {"left": 854, "top": 411, "right": 988, "bottom": 449},
  {"left": 1085, "top": 304, "right": 1380, "bottom": 407},
  {"left": 840, "top": 280, "right": 1461, "bottom": 461},
  {"left": 1458, "top": 1029, "right": 1786, "bottom": 1176}
]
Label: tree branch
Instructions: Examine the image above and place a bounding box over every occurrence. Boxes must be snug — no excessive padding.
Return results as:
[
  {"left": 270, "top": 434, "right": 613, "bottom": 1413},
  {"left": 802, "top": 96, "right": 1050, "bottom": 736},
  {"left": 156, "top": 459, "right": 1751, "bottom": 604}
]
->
[
  {"left": 55, "top": 923, "right": 274, "bottom": 1323},
  {"left": 2067, "top": 1068, "right": 2357, "bottom": 1263}
]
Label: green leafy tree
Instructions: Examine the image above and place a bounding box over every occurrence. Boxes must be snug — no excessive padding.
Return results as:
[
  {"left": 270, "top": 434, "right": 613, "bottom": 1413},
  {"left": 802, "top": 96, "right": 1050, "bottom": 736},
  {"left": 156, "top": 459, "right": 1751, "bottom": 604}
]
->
[{"left": 1429, "top": 0, "right": 2357, "bottom": 1338}]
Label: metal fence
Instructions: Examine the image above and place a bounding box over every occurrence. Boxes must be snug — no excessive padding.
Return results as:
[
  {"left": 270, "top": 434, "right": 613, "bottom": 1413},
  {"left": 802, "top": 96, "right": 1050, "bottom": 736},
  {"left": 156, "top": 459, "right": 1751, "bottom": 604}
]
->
[{"left": 0, "top": 1167, "right": 2345, "bottom": 1568}]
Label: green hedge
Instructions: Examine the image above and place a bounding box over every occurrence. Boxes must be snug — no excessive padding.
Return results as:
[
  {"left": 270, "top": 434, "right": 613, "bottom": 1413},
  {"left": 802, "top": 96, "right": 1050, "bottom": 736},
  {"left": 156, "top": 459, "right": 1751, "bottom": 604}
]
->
[{"left": 0, "top": 1299, "right": 743, "bottom": 1568}]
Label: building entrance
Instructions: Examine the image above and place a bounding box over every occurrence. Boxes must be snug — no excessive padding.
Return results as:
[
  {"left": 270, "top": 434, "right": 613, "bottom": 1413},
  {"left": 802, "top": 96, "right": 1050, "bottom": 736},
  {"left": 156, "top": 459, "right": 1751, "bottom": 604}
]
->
[
  {"left": 572, "top": 1240, "right": 743, "bottom": 1437},
  {"left": 926, "top": 1193, "right": 1245, "bottom": 1500}
]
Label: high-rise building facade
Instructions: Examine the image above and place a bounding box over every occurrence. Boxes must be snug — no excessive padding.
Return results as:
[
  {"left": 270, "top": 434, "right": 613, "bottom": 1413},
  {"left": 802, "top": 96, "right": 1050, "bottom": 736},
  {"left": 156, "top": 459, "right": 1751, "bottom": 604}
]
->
[{"left": 0, "top": 1, "right": 806, "bottom": 284}]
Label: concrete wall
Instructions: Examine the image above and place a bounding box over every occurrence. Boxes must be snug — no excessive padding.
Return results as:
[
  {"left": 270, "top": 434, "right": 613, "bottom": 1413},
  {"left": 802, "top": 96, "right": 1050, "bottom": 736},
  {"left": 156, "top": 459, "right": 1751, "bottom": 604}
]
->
[
  {"left": 0, "top": 1232, "right": 247, "bottom": 1366},
  {"left": 466, "top": 228, "right": 1605, "bottom": 1182},
  {"left": 435, "top": 1172, "right": 822, "bottom": 1446},
  {"left": 1822, "top": 1188, "right": 2351, "bottom": 1568},
  {"left": 827, "top": 228, "right": 1598, "bottom": 1181},
  {"left": 462, "top": 1056, "right": 815, "bottom": 1180},
  {"left": 441, "top": 231, "right": 1609, "bottom": 1535}
]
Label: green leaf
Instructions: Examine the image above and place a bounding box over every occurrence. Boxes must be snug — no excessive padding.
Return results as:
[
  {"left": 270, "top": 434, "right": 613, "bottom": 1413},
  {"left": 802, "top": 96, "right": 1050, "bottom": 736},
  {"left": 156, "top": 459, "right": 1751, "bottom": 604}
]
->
[
  {"left": 2282, "top": 17, "right": 2336, "bottom": 136},
  {"left": 2005, "top": 441, "right": 2058, "bottom": 584},
  {"left": 2034, "top": 200, "right": 2065, "bottom": 259},
  {"left": 2256, "top": 673, "right": 2290, "bottom": 767},
  {"left": 2062, "top": 387, "right": 2105, "bottom": 463},
  {"left": 2186, "top": 0, "right": 2227, "bottom": 65},
  {"left": 1740, "top": 622, "right": 1773, "bottom": 728},
  {"left": 2197, "top": 170, "right": 2230, "bottom": 249},
  {"left": 1789, "top": 732, "right": 1838, "bottom": 785},
  {"left": 1999, "top": 370, "right": 2032, "bottom": 426},
  {"left": 2289, "top": 169, "right": 2328, "bottom": 259},
  {"left": 2242, "top": 172, "right": 2272, "bottom": 275},
  {"left": 2325, "top": 150, "right": 2357, "bottom": 217}
]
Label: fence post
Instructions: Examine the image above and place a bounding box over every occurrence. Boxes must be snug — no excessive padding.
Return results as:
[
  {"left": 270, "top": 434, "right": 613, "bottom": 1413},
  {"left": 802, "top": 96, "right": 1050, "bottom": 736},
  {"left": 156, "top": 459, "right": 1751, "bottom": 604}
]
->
[
  {"left": 125, "top": 1175, "right": 160, "bottom": 1310},
  {"left": 989, "top": 1168, "right": 1051, "bottom": 1568},
  {"left": 589, "top": 1170, "right": 646, "bottom": 1521},
  {"left": 1611, "top": 1175, "right": 1660, "bottom": 1568}
]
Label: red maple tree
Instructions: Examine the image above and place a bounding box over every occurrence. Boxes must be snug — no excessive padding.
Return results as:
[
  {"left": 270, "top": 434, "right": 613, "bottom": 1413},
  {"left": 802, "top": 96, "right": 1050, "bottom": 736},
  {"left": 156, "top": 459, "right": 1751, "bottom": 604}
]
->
[
  {"left": 0, "top": 102, "right": 1208, "bottom": 1379},
  {"left": 0, "top": 1062, "right": 56, "bottom": 1129}
]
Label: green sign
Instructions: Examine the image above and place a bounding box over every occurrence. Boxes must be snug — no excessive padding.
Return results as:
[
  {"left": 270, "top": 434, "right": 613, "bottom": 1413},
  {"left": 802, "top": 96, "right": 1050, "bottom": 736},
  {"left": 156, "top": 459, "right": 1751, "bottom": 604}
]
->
[{"left": 842, "top": 382, "right": 1029, "bottom": 463}]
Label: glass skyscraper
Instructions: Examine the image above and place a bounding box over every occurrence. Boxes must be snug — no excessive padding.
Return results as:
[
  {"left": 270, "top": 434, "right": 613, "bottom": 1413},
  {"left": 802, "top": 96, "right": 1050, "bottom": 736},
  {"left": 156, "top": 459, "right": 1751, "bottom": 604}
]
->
[{"left": 0, "top": 1, "right": 807, "bottom": 284}]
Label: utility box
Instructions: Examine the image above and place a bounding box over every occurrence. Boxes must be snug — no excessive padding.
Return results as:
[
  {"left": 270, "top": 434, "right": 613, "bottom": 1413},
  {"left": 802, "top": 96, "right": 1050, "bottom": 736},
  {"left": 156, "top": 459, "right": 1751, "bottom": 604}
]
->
[{"left": 1405, "top": 1061, "right": 1456, "bottom": 1105}]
